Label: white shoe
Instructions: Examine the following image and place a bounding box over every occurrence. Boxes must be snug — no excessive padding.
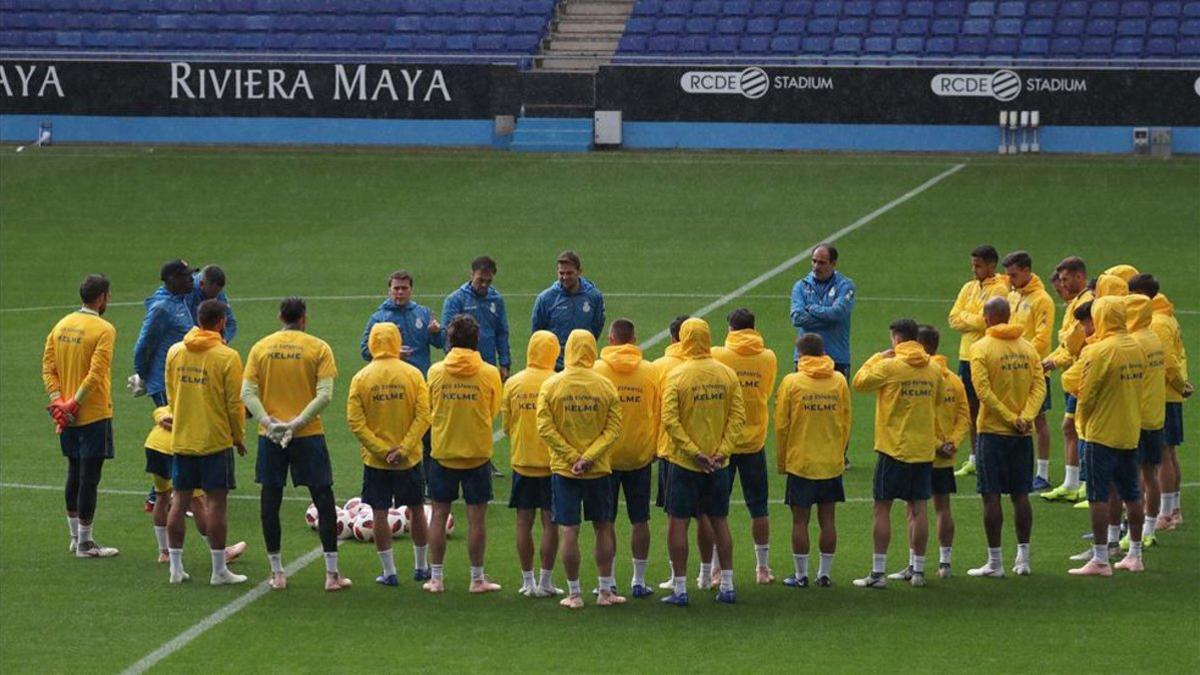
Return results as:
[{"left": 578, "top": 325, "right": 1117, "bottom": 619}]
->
[
  {"left": 852, "top": 573, "right": 887, "bottom": 589},
  {"left": 211, "top": 570, "right": 248, "bottom": 586},
  {"left": 68, "top": 537, "right": 77, "bottom": 553},
  {"left": 967, "top": 564, "right": 1005, "bottom": 578},
  {"left": 75, "top": 541, "right": 119, "bottom": 558},
  {"left": 169, "top": 570, "right": 190, "bottom": 584},
  {"left": 657, "top": 577, "right": 675, "bottom": 590},
  {"left": 1068, "top": 548, "right": 1094, "bottom": 562},
  {"left": 1012, "top": 560, "right": 1031, "bottom": 576},
  {"left": 538, "top": 584, "right": 564, "bottom": 597}
]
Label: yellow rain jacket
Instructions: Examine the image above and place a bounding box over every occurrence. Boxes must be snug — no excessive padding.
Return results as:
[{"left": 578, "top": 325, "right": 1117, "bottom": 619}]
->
[
  {"left": 501, "top": 331, "right": 560, "bottom": 478},
  {"left": 144, "top": 405, "right": 173, "bottom": 454},
  {"left": 932, "top": 354, "right": 970, "bottom": 469},
  {"left": 774, "top": 355, "right": 850, "bottom": 479},
  {"left": 594, "top": 342, "right": 660, "bottom": 471},
  {"left": 1069, "top": 297, "right": 1147, "bottom": 450},
  {"left": 428, "top": 346, "right": 502, "bottom": 469},
  {"left": 1151, "top": 294, "right": 1190, "bottom": 403},
  {"left": 1126, "top": 295, "right": 1165, "bottom": 431},
  {"left": 41, "top": 309, "right": 115, "bottom": 427},
  {"left": 1104, "top": 264, "right": 1140, "bottom": 282},
  {"left": 653, "top": 342, "right": 686, "bottom": 459},
  {"left": 1007, "top": 273, "right": 1055, "bottom": 358},
  {"left": 947, "top": 273, "right": 1010, "bottom": 361},
  {"left": 712, "top": 329, "right": 778, "bottom": 454},
  {"left": 661, "top": 319, "right": 745, "bottom": 472},
  {"left": 347, "top": 323, "right": 430, "bottom": 470},
  {"left": 1047, "top": 288, "right": 1095, "bottom": 370},
  {"left": 968, "top": 323, "right": 1045, "bottom": 435},
  {"left": 852, "top": 340, "right": 944, "bottom": 463},
  {"left": 1095, "top": 274, "right": 1128, "bottom": 298},
  {"left": 166, "top": 327, "right": 245, "bottom": 456},
  {"left": 536, "top": 330, "right": 622, "bottom": 479}
]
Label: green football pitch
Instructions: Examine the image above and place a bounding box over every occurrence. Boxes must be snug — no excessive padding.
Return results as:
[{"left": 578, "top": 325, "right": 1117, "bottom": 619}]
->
[{"left": 1, "top": 147, "right": 1197, "bottom": 673}]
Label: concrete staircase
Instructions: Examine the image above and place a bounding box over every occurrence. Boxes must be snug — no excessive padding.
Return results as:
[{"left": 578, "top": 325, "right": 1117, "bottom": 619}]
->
[
  {"left": 536, "top": 0, "right": 635, "bottom": 72},
  {"left": 510, "top": 117, "right": 594, "bottom": 152}
]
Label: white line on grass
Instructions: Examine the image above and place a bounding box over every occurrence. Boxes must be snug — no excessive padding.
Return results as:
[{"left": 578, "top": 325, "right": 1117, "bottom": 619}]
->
[
  {"left": 103, "top": 162, "right": 964, "bottom": 673},
  {"left": 0, "top": 481, "right": 309, "bottom": 502}
]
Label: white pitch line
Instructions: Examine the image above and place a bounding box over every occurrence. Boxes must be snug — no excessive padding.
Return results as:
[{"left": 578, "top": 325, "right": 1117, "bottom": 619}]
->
[{"left": 0, "top": 481, "right": 309, "bottom": 502}]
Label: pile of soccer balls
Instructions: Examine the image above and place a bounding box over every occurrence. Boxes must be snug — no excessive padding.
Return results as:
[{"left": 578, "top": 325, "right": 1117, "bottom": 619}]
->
[{"left": 304, "top": 497, "right": 455, "bottom": 542}]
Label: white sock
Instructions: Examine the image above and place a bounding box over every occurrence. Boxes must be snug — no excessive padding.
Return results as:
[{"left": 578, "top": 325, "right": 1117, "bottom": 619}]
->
[
  {"left": 872, "top": 553, "right": 886, "bottom": 574},
  {"left": 168, "top": 548, "right": 184, "bottom": 575},
  {"left": 632, "top": 558, "right": 648, "bottom": 587},
  {"left": 413, "top": 544, "right": 428, "bottom": 570},
  {"left": 794, "top": 553, "right": 809, "bottom": 579},
  {"left": 1064, "top": 465, "right": 1081, "bottom": 490},
  {"left": 698, "top": 562, "right": 712, "bottom": 581},
  {"left": 78, "top": 524, "right": 93, "bottom": 544},
  {"left": 719, "top": 569, "right": 734, "bottom": 592},
  {"left": 1160, "top": 494, "right": 1171, "bottom": 517},
  {"left": 431, "top": 564, "right": 444, "bottom": 581},
  {"left": 1107, "top": 525, "right": 1121, "bottom": 543},
  {"left": 521, "top": 570, "right": 535, "bottom": 588},
  {"left": 939, "top": 546, "right": 952, "bottom": 565},
  {"left": 599, "top": 575, "right": 615, "bottom": 591},
  {"left": 68, "top": 516, "right": 79, "bottom": 540},
  {"left": 1016, "top": 543, "right": 1030, "bottom": 562},
  {"left": 323, "top": 551, "right": 338, "bottom": 575},
  {"left": 268, "top": 553, "right": 283, "bottom": 574},
  {"left": 673, "top": 575, "right": 686, "bottom": 595},
  {"left": 968, "top": 453, "right": 976, "bottom": 465},
  {"left": 538, "top": 568, "right": 554, "bottom": 589},
  {"left": 211, "top": 549, "right": 227, "bottom": 576},
  {"left": 567, "top": 578, "right": 581, "bottom": 596},
  {"left": 912, "top": 555, "right": 926, "bottom": 574},
  {"left": 754, "top": 544, "right": 770, "bottom": 568},
  {"left": 1170, "top": 492, "right": 1181, "bottom": 512},
  {"left": 470, "top": 566, "right": 484, "bottom": 582},
  {"left": 711, "top": 545, "right": 718, "bottom": 565},
  {"left": 987, "top": 547, "right": 1002, "bottom": 568},
  {"left": 1036, "top": 459, "right": 1049, "bottom": 481},
  {"left": 907, "top": 548, "right": 916, "bottom": 569},
  {"left": 1143, "top": 516, "right": 1156, "bottom": 538},
  {"left": 1093, "top": 544, "right": 1109, "bottom": 564},
  {"left": 154, "top": 525, "right": 168, "bottom": 551},
  {"left": 818, "top": 553, "right": 834, "bottom": 578},
  {"left": 378, "top": 549, "right": 396, "bottom": 577},
  {"left": 1130, "top": 540, "right": 1143, "bottom": 556}
]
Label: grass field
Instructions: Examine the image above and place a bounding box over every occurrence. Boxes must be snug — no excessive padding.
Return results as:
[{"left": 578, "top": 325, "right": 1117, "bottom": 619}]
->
[{"left": 1, "top": 147, "right": 1198, "bottom": 673}]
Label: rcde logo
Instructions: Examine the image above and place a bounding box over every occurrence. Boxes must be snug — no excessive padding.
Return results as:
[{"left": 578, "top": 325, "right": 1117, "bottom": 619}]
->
[
  {"left": 989, "top": 70, "right": 1021, "bottom": 101},
  {"left": 681, "top": 67, "right": 770, "bottom": 99},
  {"left": 931, "top": 69, "right": 1023, "bottom": 101}
]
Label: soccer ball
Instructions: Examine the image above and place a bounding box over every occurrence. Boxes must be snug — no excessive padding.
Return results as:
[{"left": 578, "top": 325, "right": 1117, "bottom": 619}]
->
[
  {"left": 335, "top": 508, "right": 354, "bottom": 540},
  {"left": 304, "top": 503, "right": 319, "bottom": 530},
  {"left": 352, "top": 511, "right": 375, "bottom": 542},
  {"left": 386, "top": 508, "right": 407, "bottom": 539},
  {"left": 343, "top": 497, "right": 363, "bottom": 516}
]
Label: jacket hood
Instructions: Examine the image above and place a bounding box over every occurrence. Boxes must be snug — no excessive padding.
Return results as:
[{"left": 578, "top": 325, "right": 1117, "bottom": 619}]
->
[
  {"left": 564, "top": 329, "right": 598, "bottom": 369},
  {"left": 368, "top": 322, "right": 401, "bottom": 359},
  {"left": 1092, "top": 296, "right": 1127, "bottom": 341},
  {"left": 1095, "top": 274, "right": 1128, "bottom": 298},
  {"left": 459, "top": 281, "right": 500, "bottom": 301},
  {"left": 895, "top": 340, "right": 930, "bottom": 367},
  {"left": 1016, "top": 273, "right": 1047, "bottom": 297},
  {"left": 1104, "top": 264, "right": 1140, "bottom": 282},
  {"left": 444, "top": 347, "right": 482, "bottom": 377},
  {"left": 183, "top": 326, "right": 223, "bottom": 351},
  {"left": 931, "top": 354, "right": 951, "bottom": 372},
  {"left": 663, "top": 342, "right": 684, "bottom": 360},
  {"left": 377, "top": 298, "right": 413, "bottom": 313},
  {"left": 526, "top": 330, "right": 560, "bottom": 370},
  {"left": 556, "top": 277, "right": 597, "bottom": 296},
  {"left": 724, "top": 328, "right": 765, "bottom": 356},
  {"left": 600, "top": 343, "right": 643, "bottom": 373},
  {"left": 797, "top": 354, "right": 835, "bottom": 378},
  {"left": 679, "top": 318, "right": 712, "bottom": 360},
  {"left": 802, "top": 270, "right": 843, "bottom": 286},
  {"left": 985, "top": 323, "right": 1026, "bottom": 340},
  {"left": 1151, "top": 294, "right": 1175, "bottom": 317},
  {"left": 1125, "top": 294, "right": 1153, "bottom": 332}
]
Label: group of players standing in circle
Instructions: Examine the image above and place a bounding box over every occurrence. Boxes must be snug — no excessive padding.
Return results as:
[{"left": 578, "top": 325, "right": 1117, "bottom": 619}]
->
[{"left": 41, "top": 245, "right": 1189, "bottom": 607}]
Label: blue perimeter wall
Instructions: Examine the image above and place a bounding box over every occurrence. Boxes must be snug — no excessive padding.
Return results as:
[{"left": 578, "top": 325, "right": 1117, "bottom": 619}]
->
[{"left": 3, "top": 114, "right": 1199, "bottom": 154}]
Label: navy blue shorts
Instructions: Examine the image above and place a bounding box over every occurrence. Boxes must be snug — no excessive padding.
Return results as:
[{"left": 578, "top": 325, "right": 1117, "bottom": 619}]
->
[
  {"left": 1136, "top": 428, "right": 1164, "bottom": 466},
  {"left": 655, "top": 457, "right": 671, "bottom": 509},
  {"left": 145, "top": 448, "right": 173, "bottom": 481},
  {"left": 872, "top": 452, "right": 932, "bottom": 502},
  {"left": 150, "top": 391, "right": 168, "bottom": 407},
  {"left": 1079, "top": 440, "right": 1089, "bottom": 482},
  {"left": 551, "top": 474, "right": 613, "bottom": 526},
  {"left": 958, "top": 360, "right": 977, "bottom": 401},
  {"left": 428, "top": 460, "right": 492, "bottom": 505},
  {"left": 727, "top": 449, "right": 770, "bottom": 518},
  {"left": 255, "top": 434, "right": 333, "bottom": 489},
  {"left": 784, "top": 474, "right": 845, "bottom": 509},
  {"left": 1039, "top": 376, "right": 1052, "bottom": 414},
  {"left": 932, "top": 467, "right": 957, "bottom": 495},
  {"left": 665, "top": 464, "right": 732, "bottom": 519},
  {"left": 1164, "top": 402, "right": 1184, "bottom": 446},
  {"left": 1065, "top": 392, "right": 1078, "bottom": 415},
  {"left": 361, "top": 465, "right": 424, "bottom": 510},
  {"left": 609, "top": 464, "right": 653, "bottom": 524},
  {"left": 1083, "top": 442, "right": 1140, "bottom": 503},
  {"left": 975, "top": 433, "right": 1034, "bottom": 496},
  {"left": 172, "top": 449, "right": 236, "bottom": 492},
  {"left": 60, "top": 418, "right": 114, "bottom": 460},
  {"left": 508, "top": 472, "right": 552, "bottom": 511}
]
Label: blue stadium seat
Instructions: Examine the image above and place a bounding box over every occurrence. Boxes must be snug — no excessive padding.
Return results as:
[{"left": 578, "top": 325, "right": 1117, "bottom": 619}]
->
[
  {"left": 414, "top": 33, "right": 445, "bottom": 51},
  {"left": 801, "top": 35, "right": 831, "bottom": 51},
  {"left": 782, "top": 0, "right": 812, "bottom": 15},
  {"left": 843, "top": 1, "right": 871, "bottom": 16},
  {"left": 482, "top": 16, "right": 515, "bottom": 32},
  {"left": 1090, "top": 2, "right": 1119, "bottom": 18},
  {"left": 933, "top": 2, "right": 964, "bottom": 17},
  {"left": 1150, "top": 18, "right": 1179, "bottom": 36},
  {"left": 837, "top": 17, "right": 866, "bottom": 34},
  {"left": 521, "top": 0, "right": 553, "bottom": 16},
  {"left": 1027, "top": 1, "right": 1053, "bottom": 17},
  {"left": 863, "top": 35, "right": 891, "bottom": 52},
  {"left": 475, "top": 33, "right": 504, "bottom": 50},
  {"left": 747, "top": 17, "right": 775, "bottom": 33},
  {"left": 24, "top": 30, "right": 53, "bottom": 47},
  {"left": 1153, "top": 2, "right": 1181, "bottom": 17},
  {"left": 264, "top": 32, "right": 295, "bottom": 49},
  {"left": 155, "top": 14, "right": 182, "bottom": 30},
  {"left": 685, "top": 16, "right": 714, "bottom": 33},
  {"left": 894, "top": 35, "right": 924, "bottom": 52},
  {"left": 678, "top": 34, "right": 708, "bottom": 52},
  {"left": 617, "top": 34, "right": 646, "bottom": 51},
  {"left": 1086, "top": 19, "right": 1116, "bottom": 36},
  {"left": 931, "top": 19, "right": 959, "bottom": 34},
  {"left": 1059, "top": 1, "right": 1087, "bottom": 18},
  {"left": 961, "top": 18, "right": 990, "bottom": 34},
  {"left": 905, "top": 1, "right": 933, "bottom": 16},
  {"left": 1119, "top": 1, "right": 1150, "bottom": 17},
  {"left": 778, "top": 16, "right": 805, "bottom": 32},
  {"left": 1185, "top": 19, "right": 1200, "bottom": 34},
  {"left": 966, "top": 1, "right": 993, "bottom": 17},
  {"left": 1187, "top": 2, "right": 1200, "bottom": 17},
  {"left": 625, "top": 16, "right": 652, "bottom": 33},
  {"left": 808, "top": 17, "right": 835, "bottom": 33},
  {"left": 812, "top": 0, "right": 839, "bottom": 17},
  {"left": 1117, "top": 19, "right": 1147, "bottom": 36},
  {"left": 1056, "top": 18, "right": 1083, "bottom": 36},
  {"left": 770, "top": 34, "right": 799, "bottom": 51},
  {"left": 708, "top": 35, "right": 737, "bottom": 51},
  {"left": 1018, "top": 36, "right": 1047, "bottom": 54},
  {"left": 900, "top": 17, "right": 927, "bottom": 34},
  {"left": 956, "top": 36, "right": 986, "bottom": 53},
  {"left": 831, "top": 35, "right": 860, "bottom": 52},
  {"left": 997, "top": 1, "right": 1023, "bottom": 17},
  {"left": 993, "top": 18, "right": 1019, "bottom": 34},
  {"left": 925, "top": 35, "right": 954, "bottom": 53},
  {"left": 869, "top": 18, "right": 897, "bottom": 34},
  {"left": 1023, "top": 17, "right": 1051, "bottom": 34},
  {"left": 739, "top": 35, "right": 768, "bottom": 52},
  {"left": 1147, "top": 37, "right": 1175, "bottom": 55},
  {"left": 0, "top": 31, "right": 19, "bottom": 47},
  {"left": 505, "top": 32, "right": 539, "bottom": 51},
  {"left": 751, "top": 0, "right": 782, "bottom": 16},
  {"left": 452, "top": 16, "right": 483, "bottom": 33},
  {"left": 655, "top": 17, "right": 684, "bottom": 33},
  {"left": 661, "top": 0, "right": 689, "bottom": 16},
  {"left": 646, "top": 34, "right": 677, "bottom": 51},
  {"left": 1113, "top": 36, "right": 1143, "bottom": 55},
  {"left": 722, "top": 0, "right": 751, "bottom": 16},
  {"left": 693, "top": 0, "right": 720, "bottom": 16},
  {"left": 492, "top": 0, "right": 520, "bottom": 15},
  {"left": 514, "top": 15, "right": 546, "bottom": 33},
  {"left": 423, "top": 15, "right": 454, "bottom": 33},
  {"left": 988, "top": 35, "right": 1015, "bottom": 53},
  {"left": 875, "top": 0, "right": 902, "bottom": 16},
  {"left": 716, "top": 17, "right": 746, "bottom": 33},
  {"left": 394, "top": 16, "right": 421, "bottom": 32},
  {"left": 1178, "top": 37, "right": 1200, "bottom": 54},
  {"left": 55, "top": 30, "right": 83, "bottom": 46},
  {"left": 630, "top": 0, "right": 660, "bottom": 17},
  {"left": 445, "top": 33, "right": 475, "bottom": 51},
  {"left": 1049, "top": 36, "right": 1081, "bottom": 55},
  {"left": 462, "top": 0, "right": 492, "bottom": 15}
]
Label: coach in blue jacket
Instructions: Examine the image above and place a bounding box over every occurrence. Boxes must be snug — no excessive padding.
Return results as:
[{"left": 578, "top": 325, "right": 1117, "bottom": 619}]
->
[
  {"left": 790, "top": 243, "right": 856, "bottom": 376},
  {"left": 133, "top": 259, "right": 198, "bottom": 406},
  {"left": 531, "top": 250, "right": 605, "bottom": 371},
  {"left": 143, "top": 264, "right": 238, "bottom": 344},
  {"left": 359, "top": 269, "right": 443, "bottom": 374},
  {"left": 441, "top": 255, "right": 511, "bottom": 379}
]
